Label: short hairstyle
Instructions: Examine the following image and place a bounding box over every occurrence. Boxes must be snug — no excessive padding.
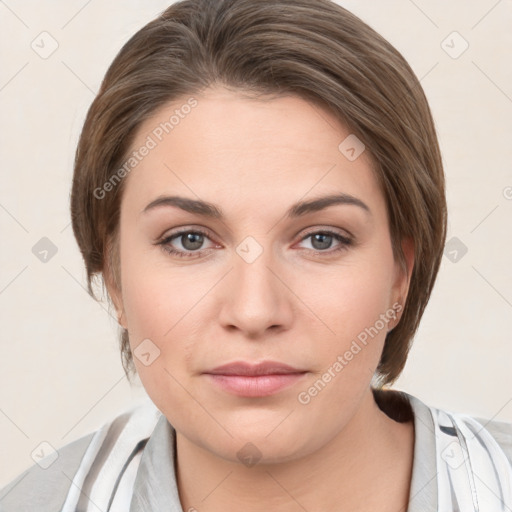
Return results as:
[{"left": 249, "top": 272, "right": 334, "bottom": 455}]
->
[{"left": 70, "top": 0, "right": 447, "bottom": 388}]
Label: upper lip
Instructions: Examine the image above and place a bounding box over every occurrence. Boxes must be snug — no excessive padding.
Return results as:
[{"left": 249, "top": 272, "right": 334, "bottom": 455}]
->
[{"left": 205, "top": 361, "right": 306, "bottom": 376}]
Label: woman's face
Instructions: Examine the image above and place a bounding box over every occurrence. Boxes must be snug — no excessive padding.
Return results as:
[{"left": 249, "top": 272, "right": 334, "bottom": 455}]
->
[{"left": 108, "top": 86, "right": 412, "bottom": 463}]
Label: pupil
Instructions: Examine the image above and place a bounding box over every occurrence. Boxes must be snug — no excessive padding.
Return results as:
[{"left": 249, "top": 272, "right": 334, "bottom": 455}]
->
[{"left": 312, "top": 233, "right": 332, "bottom": 250}]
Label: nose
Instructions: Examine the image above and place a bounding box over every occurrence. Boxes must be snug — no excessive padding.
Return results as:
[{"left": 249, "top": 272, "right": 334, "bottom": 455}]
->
[{"left": 218, "top": 247, "right": 294, "bottom": 338}]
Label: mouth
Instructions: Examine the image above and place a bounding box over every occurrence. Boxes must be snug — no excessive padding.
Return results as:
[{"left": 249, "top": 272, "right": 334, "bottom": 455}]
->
[{"left": 203, "top": 360, "right": 308, "bottom": 397}]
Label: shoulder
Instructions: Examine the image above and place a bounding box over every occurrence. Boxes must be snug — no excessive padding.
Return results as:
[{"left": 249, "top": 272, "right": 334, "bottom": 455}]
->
[
  {"left": 471, "top": 415, "right": 512, "bottom": 466},
  {"left": 0, "top": 400, "right": 161, "bottom": 512},
  {"left": 385, "top": 389, "right": 512, "bottom": 467},
  {"left": 0, "top": 432, "right": 95, "bottom": 512},
  {"left": 427, "top": 400, "right": 512, "bottom": 473}
]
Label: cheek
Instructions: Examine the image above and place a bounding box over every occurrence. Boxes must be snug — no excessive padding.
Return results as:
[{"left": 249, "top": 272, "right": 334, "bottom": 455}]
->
[
  {"left": 117, "top": 234, "right": 183, "bottom": 362},
  {"left": 293, "top": 253, "right": 396, "bottom": 413},
  {"left": 118, "top": 234, "right": 218, "bottom": 383},
  {"left": 302, "top": 247, "right": 396, "bottom": 351},
  {"left": 119, "top": 260, "right": 199, "bottom": 414},
  {"left": 118, "top": 226, "right": 193, "bottom": 337}
]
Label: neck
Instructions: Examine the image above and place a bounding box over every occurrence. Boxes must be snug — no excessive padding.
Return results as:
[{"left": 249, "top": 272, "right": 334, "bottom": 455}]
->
[{"left": 175, "top": 388, "right": 414, "bottom": 512}]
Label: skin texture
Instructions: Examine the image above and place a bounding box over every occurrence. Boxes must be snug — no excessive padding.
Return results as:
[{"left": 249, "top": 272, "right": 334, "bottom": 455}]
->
[{"left": 106, "top": 86, "right": 416, "bottom": 511}]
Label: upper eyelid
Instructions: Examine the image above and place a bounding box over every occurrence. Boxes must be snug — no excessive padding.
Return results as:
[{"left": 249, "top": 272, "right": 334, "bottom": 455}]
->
[
  {"left": 162, "top": 226, "right": 353, "bottom": 249},
  {"left": 162, "top": 222, "right": 353, "bottom": 237},
  {"left": 299, "top": 225, "right": 353, "bottom": 240},
  {"left": 162, "top": 227, "right": 215, "bottom": 243}
]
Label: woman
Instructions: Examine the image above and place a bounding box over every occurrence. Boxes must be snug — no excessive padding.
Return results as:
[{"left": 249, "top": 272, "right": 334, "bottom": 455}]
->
[{"left": 1, "top": 0, "right": 511, "bottom": 511}]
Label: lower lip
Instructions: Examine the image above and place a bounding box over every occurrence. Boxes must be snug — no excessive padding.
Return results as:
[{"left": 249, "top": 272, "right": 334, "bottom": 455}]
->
[{"left": 205, "top": 373, "right": 307, "bottom": 397}]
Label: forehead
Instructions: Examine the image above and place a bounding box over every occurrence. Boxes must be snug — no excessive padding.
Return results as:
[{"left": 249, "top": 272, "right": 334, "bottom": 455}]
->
[{"left": 121, "top": 87, "right": 383, "bottom": 218}]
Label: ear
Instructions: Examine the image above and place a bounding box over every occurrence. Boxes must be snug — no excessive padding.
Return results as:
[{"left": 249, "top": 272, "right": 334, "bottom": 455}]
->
[
  {"left": 103, "top": 238, "right": 127, "bottom": 329},
  {"left": 391, "top": 236, "right": 415, "bottom": 313}
]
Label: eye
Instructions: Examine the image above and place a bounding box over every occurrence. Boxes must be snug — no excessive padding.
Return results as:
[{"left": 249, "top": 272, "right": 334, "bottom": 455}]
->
[
  {"left": 156, "top": 227, "right": 354, "bottom": 259},
  {"left": 157, "top": 229, "right": 217, "bottom": 258},
  {"left": 296, "top": 229, "right": 353, "bottom": 255}
]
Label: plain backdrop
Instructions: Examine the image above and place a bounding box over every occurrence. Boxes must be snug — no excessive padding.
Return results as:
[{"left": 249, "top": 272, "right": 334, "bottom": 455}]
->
[{"left": 1, "top": 0, "right": 511, "bottom": 487}]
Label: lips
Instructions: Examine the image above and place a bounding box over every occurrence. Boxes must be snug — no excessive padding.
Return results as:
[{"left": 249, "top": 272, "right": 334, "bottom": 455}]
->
[
  {"left": 206, "top": 360, "right": 306, "bottom": 376},
  {"left": 204, "top": 361, "right": 308, "bottom": 397}
]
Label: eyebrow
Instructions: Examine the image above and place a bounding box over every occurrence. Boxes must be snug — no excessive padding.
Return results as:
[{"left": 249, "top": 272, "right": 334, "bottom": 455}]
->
[{"left": 141, "top": 193, "right": 371, "bottom": 218}]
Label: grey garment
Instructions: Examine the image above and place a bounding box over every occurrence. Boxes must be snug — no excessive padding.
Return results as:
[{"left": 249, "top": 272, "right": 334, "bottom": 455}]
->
[
  {"left": 404, "top": 393, "right": 439, "bottom": 512},
  {"left": 1, "top": 390, "right": 511, "bottom": 511},
  {"left": 473, "top": 415, "right": 512, "bottom": 465},
  {"left": 0, "top": 433, "right": 95, "bottom": 512},
  {"left": 392, "top": 391, "right": 512, "bottom": 512},
  {"left": 129, "top": 412, "right": 182, "bottom": 512}
]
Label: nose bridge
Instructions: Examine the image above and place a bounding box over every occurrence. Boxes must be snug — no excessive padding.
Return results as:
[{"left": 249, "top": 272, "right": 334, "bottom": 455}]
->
[{"left": 219, "top": 237, "right": 292, "bottom": 336}]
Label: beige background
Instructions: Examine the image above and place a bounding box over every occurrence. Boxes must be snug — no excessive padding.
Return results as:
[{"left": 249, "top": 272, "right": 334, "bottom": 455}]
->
[{"left": 1, "top": 0, "right": 511, "bottom": 487}]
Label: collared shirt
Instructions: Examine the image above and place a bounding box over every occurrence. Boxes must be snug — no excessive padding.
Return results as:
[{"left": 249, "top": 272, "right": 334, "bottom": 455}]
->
[{"left": 1, "top": 389, "right": 511, "bottom": 511}]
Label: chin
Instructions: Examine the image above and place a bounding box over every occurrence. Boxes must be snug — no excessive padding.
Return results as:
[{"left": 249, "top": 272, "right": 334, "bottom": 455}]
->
[{"left": 216, "top": 434, "right": 313, "bottom": 468}]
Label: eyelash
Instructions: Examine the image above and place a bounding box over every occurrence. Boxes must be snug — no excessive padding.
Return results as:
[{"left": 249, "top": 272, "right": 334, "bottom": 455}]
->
[{"left": 156, "top": 228, "right": 353, "bottom": 259}]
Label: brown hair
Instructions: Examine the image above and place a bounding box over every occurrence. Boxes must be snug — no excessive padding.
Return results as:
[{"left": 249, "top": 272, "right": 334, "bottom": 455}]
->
[{"left": 70, "top": 0, "right": 447, "bottom": 388}]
